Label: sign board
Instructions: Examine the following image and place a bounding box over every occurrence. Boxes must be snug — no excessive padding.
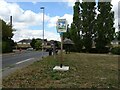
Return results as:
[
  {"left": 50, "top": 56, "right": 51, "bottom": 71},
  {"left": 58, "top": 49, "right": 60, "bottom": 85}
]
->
[{"left": 56, "top": 19, "right": 67, "bottom": 33}]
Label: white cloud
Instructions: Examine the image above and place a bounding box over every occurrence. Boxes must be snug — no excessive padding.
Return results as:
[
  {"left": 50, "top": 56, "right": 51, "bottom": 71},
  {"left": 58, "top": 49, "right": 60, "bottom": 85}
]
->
[
  {"left": 12, "top": 29, "right": 60, "bottom": 42},
  {"left": 48, "top": 16, "right": 60, "bottom": 28},
  {"left": 111, "top": 0, "right": 120, "bottom": 31},
  {"left": 64, "top": 0, "right": 76, "bottom": 7},
  {"left": 0, "top": 0, "right": 61, "bottom": 42},
  {"left": 0, "top": 0, "right": 50, "bottom": 26}
]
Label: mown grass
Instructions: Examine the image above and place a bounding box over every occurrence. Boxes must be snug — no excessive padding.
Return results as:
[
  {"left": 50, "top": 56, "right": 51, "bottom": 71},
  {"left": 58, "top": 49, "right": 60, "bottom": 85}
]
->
[{"left": 2, "top": 53, "right": 119, "bottom": 89}]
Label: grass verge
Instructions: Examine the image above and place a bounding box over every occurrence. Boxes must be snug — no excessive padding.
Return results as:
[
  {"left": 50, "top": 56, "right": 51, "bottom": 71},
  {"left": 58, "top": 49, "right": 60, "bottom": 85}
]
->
[{"left": 2, "top": 53, "right": 119, "bottom": 89}]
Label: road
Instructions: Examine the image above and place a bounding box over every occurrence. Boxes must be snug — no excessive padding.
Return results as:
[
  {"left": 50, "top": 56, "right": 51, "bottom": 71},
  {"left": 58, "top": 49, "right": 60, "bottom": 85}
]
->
[
  {"left": 2, "top": 50, "right": 49, "bottom": 78},
  {"left": 2, "top": 51, "right": 48, "bottom": 68}
]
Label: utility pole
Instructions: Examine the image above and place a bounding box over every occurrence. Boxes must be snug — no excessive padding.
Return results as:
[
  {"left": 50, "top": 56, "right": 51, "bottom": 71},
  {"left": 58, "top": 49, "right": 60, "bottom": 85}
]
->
[
  {"left": 10, "top": 16, "right": 12, "bottom": 27},
  {"left": 40, "top": 7, "right": 45, "bottom": 58}
]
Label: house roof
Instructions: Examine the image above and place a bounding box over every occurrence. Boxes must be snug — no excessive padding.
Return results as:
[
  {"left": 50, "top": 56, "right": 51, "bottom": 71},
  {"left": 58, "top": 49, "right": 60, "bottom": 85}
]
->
[
  {"left": 18, "top": 39, "right": 32, "bottom": 43},
  {"left": 63, "top": 38, "right": 74, "bottom": 44},
  {"left": 111, "top": 39, "right": 120, "bottom": 43}
]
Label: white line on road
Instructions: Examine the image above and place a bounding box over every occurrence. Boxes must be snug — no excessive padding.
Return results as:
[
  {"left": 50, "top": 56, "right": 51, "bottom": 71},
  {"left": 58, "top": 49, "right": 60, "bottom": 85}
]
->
[{"left": 16, "top": 58, "right": 34, "bottom": 65}]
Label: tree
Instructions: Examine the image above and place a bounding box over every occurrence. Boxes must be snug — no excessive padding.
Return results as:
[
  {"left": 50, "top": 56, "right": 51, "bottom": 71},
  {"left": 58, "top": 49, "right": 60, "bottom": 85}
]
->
[
  {"left": 35, "top": 40, "right": 42, "bottom": 50},
  {"left": 2, "top": 19, "right": 13, "bottom": 41},
  {"left": 81, "top": 0, "right": 96, "bottom": 52},
  {"left": 69, "top": 0, "right": 83, "bottom": 52},
  {"left": 1, "top": 19, "right": 14, "bottom": 53},
  {"left": 95, "top": 0, "right": 115, "bottom": 52},
  {"left": 30, "top": 38, "right": 37, "bottom": 49}
]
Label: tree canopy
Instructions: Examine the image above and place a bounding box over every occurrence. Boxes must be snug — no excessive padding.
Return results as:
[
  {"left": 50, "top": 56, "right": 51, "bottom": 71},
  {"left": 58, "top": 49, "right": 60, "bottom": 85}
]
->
[
  {"left": 63, "top": 0, "right": 115, "bottom": 53},
  {"left": 1, "top": 19, "right": 14, "bottom": 53}
]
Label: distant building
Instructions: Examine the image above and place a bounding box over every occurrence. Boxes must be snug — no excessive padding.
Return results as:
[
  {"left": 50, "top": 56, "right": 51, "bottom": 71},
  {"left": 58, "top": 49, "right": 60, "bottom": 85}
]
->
[
  {"left": 111, "top": 39, "right": 120, "bottom": 47},
  {"left": 43, "top": 40, "right": 54, "bottom": 49},
  {"left": 17, "top": 39, "right": 32, "bottom": 49}
]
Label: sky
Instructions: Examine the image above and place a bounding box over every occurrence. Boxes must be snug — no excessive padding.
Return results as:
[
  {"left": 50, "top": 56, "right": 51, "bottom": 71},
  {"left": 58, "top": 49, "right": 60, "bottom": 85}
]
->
[{"left": 0, "top": 0, "right": 120, "bottom": 42}]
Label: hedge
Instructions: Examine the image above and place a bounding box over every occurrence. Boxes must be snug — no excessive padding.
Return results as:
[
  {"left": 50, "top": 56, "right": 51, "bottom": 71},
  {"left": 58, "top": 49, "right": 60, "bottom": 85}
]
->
[
  {"left": 2, "top": 41, "right": 12, "bottom": 53},
  {"left": 111, "top": 47, "right": 120, "bottom": 55}
]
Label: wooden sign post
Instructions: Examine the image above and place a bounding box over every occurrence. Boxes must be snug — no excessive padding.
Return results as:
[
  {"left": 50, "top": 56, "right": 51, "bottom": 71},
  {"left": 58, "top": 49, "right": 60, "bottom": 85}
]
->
[
  {"left": 53, "top": 19, "right": 69, "bottom": 71},
  {"left": 57, "top": 19, "right": 67, "bottom": 68}
]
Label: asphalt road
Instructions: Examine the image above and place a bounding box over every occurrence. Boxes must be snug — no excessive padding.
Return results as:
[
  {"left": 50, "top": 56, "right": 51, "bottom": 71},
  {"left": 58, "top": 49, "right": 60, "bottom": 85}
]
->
[{"left": 2, "top": 51, "right": 49, "bottom": 69}]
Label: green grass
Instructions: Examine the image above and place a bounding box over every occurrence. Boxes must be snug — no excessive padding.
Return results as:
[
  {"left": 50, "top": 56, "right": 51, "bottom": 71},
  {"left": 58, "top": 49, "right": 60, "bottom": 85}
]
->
[{"left": 2, "top": 53, "right": 119, "bottom": 89}]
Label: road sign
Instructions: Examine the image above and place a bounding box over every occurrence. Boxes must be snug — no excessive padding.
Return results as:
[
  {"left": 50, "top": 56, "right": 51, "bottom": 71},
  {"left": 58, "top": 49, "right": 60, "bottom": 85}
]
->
[{"left": 56, "top": 19, "right": 67, "bottom": 33}]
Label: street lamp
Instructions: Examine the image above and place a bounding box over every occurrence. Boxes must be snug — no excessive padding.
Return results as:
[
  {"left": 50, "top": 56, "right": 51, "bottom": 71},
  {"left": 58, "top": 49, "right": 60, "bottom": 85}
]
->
[{"left": 40, "top": 7, "right": 45, "bottom": 58}]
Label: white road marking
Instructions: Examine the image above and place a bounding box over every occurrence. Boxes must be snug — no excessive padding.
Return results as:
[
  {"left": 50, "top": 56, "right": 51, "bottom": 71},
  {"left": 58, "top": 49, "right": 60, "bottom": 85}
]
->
[{"left": 16, "top": 58, "right": 34, "bottom": 65}]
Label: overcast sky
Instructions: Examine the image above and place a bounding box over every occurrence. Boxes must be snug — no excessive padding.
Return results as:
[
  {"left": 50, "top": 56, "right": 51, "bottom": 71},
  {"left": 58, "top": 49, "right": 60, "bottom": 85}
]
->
[{"left": 0, "top": 0, "right": 119, "bottom": 42}]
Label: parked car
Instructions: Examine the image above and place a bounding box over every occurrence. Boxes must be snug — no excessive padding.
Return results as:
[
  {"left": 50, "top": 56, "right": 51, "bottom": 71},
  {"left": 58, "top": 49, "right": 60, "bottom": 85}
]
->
[{"left": 27, "top": 48, "right": 33, "bottom": 51}]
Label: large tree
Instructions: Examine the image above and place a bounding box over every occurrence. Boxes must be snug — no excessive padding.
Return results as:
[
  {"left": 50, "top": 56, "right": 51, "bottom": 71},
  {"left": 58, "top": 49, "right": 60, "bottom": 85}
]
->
[
  {"left": 2, "top": 19, "right": 13, "bottom": 41},
  {"left": 1, "top": 19, "right": 14, "bottom": 53},
  {"left": 95, "top": 0, "right": 115, "bottom": 52},
  {"left": 69, "top": 0, "right": 83, "bottom": 52},
  {"left": 81, "top": 0, "right": 96, "bottom": 52}
]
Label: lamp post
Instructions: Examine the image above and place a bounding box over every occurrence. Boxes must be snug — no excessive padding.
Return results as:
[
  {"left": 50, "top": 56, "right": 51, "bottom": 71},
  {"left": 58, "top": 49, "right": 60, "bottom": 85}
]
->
[{"left": 40, "top": 7, "right": 44, "bottom": 58}]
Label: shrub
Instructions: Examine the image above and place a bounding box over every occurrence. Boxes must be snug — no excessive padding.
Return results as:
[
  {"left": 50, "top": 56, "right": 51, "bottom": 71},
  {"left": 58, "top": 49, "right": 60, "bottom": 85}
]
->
[
  {"left": 111, "top": 47, "right": 120, "bottom": 55},
  {"left": 96, "top": 47, "right": 110, "bottom": 54},
  {"left": 2, "top": 41, "right": 12, "bottom": 53}
]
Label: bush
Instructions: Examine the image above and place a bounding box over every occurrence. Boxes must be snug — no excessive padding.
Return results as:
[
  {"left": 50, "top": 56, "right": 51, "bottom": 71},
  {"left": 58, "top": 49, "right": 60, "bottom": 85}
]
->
[
  {"left": 96, "top": 47, "right": 110, "bottom": 54},
  {"left": 2, "top": 41, "right": 13, "bottom": 53},
  {"left": 89, "top": 48, "right": 98, "bottom": 53},
  {"left": 88, "top": 47, "right": 110, "bottom": 54},
  {"left": 111, "top": 47, "right": 120, "bottom": 55}
]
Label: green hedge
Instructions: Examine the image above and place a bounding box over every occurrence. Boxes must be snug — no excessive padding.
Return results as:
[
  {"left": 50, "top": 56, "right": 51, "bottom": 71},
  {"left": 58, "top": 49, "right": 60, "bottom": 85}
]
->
[
  {"left": 2, "top": 41, "right": 12, "bottom": 53},
  {"left": 111, "top": 47, "right": 120, "bottom": 55}
]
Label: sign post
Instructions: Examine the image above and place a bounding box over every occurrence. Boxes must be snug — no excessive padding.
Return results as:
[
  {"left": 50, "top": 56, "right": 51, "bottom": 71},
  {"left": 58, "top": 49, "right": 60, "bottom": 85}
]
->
[
  {"left": 53, "top": 19, "right": 69, "bottom": 71},
  {"left": 60, "top": 33, "right": 63, "bottom": 68},
  {"left": 57, "top": 19, "right": 67, "bottom": 68}
]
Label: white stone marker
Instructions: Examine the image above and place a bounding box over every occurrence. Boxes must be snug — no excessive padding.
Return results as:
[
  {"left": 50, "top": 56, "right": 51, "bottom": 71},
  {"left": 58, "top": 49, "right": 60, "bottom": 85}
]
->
[{"left": 53, "top": 66, "right": 69, "bottom": 71}]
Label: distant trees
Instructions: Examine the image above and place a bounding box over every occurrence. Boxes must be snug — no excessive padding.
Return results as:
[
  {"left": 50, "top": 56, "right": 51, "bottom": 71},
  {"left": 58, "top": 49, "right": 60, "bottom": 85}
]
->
[
  {"left": 35, "top": 40, "right": 42, "bottom": 50},
  {"left": 1, "top": 19, "right": 15, "bottom": 53},
  {"left": 30, "top": 38, "right": 42, "bottom": 50},
  {"left": 30, "top": 38, "right": 37, "bottom": 49},
  {"left": 64, "top": 0, "right": 115, "bottom": 53}
]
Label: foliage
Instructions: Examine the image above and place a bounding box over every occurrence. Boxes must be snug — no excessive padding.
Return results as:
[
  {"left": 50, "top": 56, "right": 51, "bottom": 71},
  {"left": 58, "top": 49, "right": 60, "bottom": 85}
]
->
[
  {"left": 69, "top": 1, "right": 83, "bottom": 52},
  {"left": 1, "top": 19, "right": 14, "bottom": 53},
  {"left": 2, "top": 19, "right": 13, "bottom": 41},
  {"left": 30, "top": 38, "right": 37, "bottom": 49},
  {"left": 63, "top": 0, "right": 115, "bottom": 54},
  {"left": 2, "top": 41, "right": 12, "bottom": 53},
  {"left": 30, "top": 38, "right": 42, "bottom": 50},
  {"left": 54, "top": 41, "right": 60, "bottom": 49},
  {"left": 111, "top": 47, "right": 120, "bottom": 55},
  {"left": 81, "top": 0, "right": 96, "bottom": 52},
  {"left": 35, "top": 40, "right": 42, "bottom": 50},
  {"left": 95, "top": 1, "right": 115, "bottom": 53}
]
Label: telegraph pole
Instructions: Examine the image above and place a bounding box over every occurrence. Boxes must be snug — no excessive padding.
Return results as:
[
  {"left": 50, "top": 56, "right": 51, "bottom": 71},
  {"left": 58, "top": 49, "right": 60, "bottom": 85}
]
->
[{"left": 40, "top": 7, "right": 45, "bottom": 58}]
